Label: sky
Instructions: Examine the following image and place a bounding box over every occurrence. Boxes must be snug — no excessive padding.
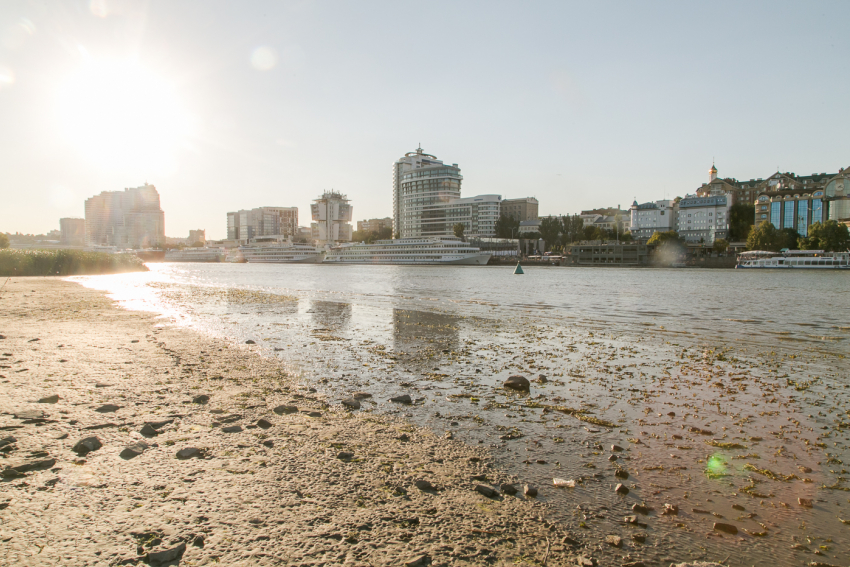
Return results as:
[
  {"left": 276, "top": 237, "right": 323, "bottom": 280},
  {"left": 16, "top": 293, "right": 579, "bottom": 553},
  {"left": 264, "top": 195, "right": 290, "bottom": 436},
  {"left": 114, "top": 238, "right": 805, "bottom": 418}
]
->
[{"left": 1, "top": 0, "right": 848, "bottom": 239}]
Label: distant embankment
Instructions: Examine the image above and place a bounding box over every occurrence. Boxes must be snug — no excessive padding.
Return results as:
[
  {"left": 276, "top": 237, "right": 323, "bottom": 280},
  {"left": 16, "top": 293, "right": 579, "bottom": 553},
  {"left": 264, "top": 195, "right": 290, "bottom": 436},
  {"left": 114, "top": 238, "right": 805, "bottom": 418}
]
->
[{"left": 0, "top": 249, "right": 149, "bottom": 277}]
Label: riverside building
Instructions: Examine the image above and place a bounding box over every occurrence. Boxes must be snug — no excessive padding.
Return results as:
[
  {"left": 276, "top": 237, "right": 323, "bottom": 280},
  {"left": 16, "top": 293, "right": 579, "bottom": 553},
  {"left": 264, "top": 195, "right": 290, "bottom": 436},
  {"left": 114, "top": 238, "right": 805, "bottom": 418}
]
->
[
  {"left": 629, "top": 200, "right": 675, "bottom": 242},
  {"left": 226, "top": 207, "right": 298, "bottom": 241},
  {"left": 676, "top": 195, "right": 730, "bottom": 244},
  {"left": 393, "top": 146, "right": 462, "bottom": 238},
  {"left": 754, "top": 168, "right": 850, "bottom": 234},
  {"left": 84, "top": 184, "right": 165, "bottom": 248},
  {"left": 420, "top": 194, "right": 502, "bottom": 238},
  {"left": 311, "top": 190, "right": 353, "bottom": 244},
  {"left": 501, "top": 198, "right": 539, "bottom": 221}
]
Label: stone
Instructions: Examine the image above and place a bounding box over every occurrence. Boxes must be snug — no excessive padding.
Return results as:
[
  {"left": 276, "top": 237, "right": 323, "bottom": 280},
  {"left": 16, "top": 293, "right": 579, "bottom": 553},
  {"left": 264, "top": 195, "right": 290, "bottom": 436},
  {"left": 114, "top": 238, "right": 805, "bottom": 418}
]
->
[
  {"left": 256, "top": 418, "right": 273, "bottom": 429},
  {"left": 147, "top": 542, "right": 186, "bottom": 566},
  {"left": 140, "top": 424, "right": 159, "bottom": 437},
  {"left": 615, "top": 483, "right": 629, "bottom": 495},
  {"left": 341, "top": 398, "right": 361, "bottom": 410},
  {"left": 475, "top": 484, "right": 497, "bottom": 498},
  {"left": 352, "top": 392, "right": 372, "bottom": 399},
  {"left": 192, "top": 534, "right": 204, "bottom": 547},
  {"left": 798, "top": 497, "right": 813, "bottom": 508},
  {"left": 176, "top": 447, "right": 202, "bottom": 460},
  {"left": 119, "top": 441, "right": 149, "bottom": 460},
  {"left": 632, "top": 533, "right": 647, "bottom": 544},
  {"left": 604, "top": 535, "right": 622, "bottom": 548},
  {"left": 608, "top": 455, "right": 618, "bottom": 461},
  {"left": 13, "top": 410, "right": 46, "bottom": 421},
  {"left": 524, "top": 484, "right": 538, "bottom": 497},
  {"left": 192, "top": 395, "right": 210, "bottom": 404},
  {"left": 611, "top": 444, "right": 624, "bottom": 452},
  {"left": 9, "top": 458, "right": 56, "bottom": 473},
  {"left": 562, "top": 535, "right": 580, "bottom": 546},
  {"left": 390, "top": 394, "right": 412, "bottom": 404},
  {"left": 713, "top": 522, "right": 738, "bottom": 535},
  {"left": 623, "top": 562, "right": 645, "bottom": 567},
  {"left": 500, "top": 483, "right": 518, "bottom": 495},
  {"left": 221, "top": 425, "right": 242, "bottom": 433},
  {"left": 273, "top": 405, "right": 298, "bottom": 415},
  {"left": 72, "top": 436, "right": 102, "bottom": 455},
  {"left": 503, "top": 375, "right": 530, "bottom": 392},
  {"left": 95, "top": 404, "right": 120, "bottom": 413},
  {"left": 303, "top": 411, "right": 322, "bottom": 418},
  {"left": 0, "top": 436, "right": 16, "bottom": 448},
  {"left": 732, "top": 504, "right": 746, "bottom": 511},
  {"left": 615, "top": 469, "right": 629, "bottom": 479},
  {"left": 671, "top": 563, "right": 728, "bottom": 567},
  {"left": 662, "top": 503, "right": 679, "bottom": 516},
  {"left": 576, "top": 557, "right": 596, "bottom": 567},
  {"left": 537, "top": 374, "right": 548, "bottom": 383},
  {"left": 337, "top": 451, "right": 354, "bottom": 461},
  {"left": 1, "top": 467, "right": 25, "bottom": 478},
  {"left": 414, "top": 479, "right": 435, "bottom": 491},
  {"left": 262, "top": 439, "right": 274, "bottom": 448},
  {"left": 245, "top": 340, "right": 256, "bottom": 344},
  {"left": 37, "top": 394, "right": 60, "bottom": 404},
  {"left": 403, "top": 554, "right": 430, "bottom": 567},
  {"left": 632, "top": 503, "right": 651, "bottom": 515}
]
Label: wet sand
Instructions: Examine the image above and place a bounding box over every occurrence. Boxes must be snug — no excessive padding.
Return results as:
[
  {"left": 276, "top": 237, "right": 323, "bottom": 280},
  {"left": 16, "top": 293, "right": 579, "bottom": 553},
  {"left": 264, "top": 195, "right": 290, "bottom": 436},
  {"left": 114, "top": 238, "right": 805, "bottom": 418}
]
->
[{"left": 1, "top": 279, "right": 582, "bottom": 567}]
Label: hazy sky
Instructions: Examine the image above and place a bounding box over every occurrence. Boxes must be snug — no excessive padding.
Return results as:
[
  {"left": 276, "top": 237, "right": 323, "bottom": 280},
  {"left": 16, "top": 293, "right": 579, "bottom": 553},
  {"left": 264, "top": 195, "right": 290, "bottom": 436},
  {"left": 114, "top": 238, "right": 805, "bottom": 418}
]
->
[{"left": 1, "top": 1, "right": 848, "bottom": 239}]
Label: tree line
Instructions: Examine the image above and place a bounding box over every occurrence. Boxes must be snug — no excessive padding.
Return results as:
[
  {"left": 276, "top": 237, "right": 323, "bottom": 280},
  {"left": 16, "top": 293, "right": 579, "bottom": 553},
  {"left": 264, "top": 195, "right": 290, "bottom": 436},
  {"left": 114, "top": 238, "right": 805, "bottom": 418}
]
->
[{"left": 494, "top": 214, "right": 631, "bottom": 251}]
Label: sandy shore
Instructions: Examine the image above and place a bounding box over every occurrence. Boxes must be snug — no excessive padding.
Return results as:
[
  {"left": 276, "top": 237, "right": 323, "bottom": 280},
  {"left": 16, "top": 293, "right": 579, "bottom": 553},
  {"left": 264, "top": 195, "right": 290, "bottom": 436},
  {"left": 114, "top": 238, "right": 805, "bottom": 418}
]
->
[{"left": 0, "top": 278, "right": 591, "bottom": 567}]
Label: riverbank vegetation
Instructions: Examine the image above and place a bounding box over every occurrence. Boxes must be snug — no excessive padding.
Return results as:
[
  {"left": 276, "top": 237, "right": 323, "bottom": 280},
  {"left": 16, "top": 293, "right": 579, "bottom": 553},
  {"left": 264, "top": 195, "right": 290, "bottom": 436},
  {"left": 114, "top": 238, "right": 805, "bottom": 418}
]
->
[
  {"left": 747, "top": 220, "right": 850, "bottom": 252},
  {"left": 0, "top": 249, "right": 148, "bottom": 276}
]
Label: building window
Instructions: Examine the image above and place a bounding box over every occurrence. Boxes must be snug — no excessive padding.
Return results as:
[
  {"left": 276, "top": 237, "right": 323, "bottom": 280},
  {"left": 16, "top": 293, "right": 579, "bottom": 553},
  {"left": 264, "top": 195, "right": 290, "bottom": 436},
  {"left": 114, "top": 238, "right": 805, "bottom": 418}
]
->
[
  {"left": 770, "top": 201, "right": 781, "bottom": 228},
  {"left": 812, "top": 198, "right": 823, "bottom": 224},
  {"left": 783, "top": 201, "right": 795, "bottom": 229}
]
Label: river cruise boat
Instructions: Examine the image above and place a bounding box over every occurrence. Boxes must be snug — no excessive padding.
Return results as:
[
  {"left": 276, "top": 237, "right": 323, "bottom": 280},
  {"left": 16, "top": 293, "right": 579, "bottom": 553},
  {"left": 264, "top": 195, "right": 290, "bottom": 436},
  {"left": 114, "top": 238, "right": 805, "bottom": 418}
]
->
[
  {"left": 324, "top": 236, "right": 491, "bottom": 265},
  {"left": 238, "top": 243, "right": 323, "bottom": 263},
  {"left": 164, "top": 247, "right": 225, "bottom": 262},
  {"left": 736, "top": 249, "right": 850, "bottom": 269}
]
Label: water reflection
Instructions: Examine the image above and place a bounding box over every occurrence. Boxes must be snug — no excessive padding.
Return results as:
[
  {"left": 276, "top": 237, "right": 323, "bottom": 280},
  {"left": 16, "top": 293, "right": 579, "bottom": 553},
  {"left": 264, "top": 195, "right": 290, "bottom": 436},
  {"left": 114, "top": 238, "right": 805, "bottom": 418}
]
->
[
  {"left": 308, "top": 300, "right": 351, "bottom": 330},
  {"left": 392, "top": 308, "right": 460, "bottom": 372}
]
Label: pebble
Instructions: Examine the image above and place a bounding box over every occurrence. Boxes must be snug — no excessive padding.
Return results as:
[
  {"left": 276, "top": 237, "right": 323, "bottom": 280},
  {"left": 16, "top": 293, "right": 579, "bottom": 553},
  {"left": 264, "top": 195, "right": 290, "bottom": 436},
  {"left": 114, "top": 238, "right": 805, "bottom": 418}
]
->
[
  {"left": 611, "top": 444, "right": 624, "bottom": 452},
  {"left": 147, "top": 541, "right": 186, "bottom": 566},
  {"left": 475, "top": 484, "right": 497, "bottom": 498},
  {"left": 390, "top": 394, "right": 412, "bottom": 404},
  {"left": 352, "top": 391, "right": 372, "bottom": 399},
  {"left": 713, "top": 522, "right": 738, "bottom": 535},
  {"left": 245, "top": 340, "right": 256, "bottom": 344},
  {"left": 341, "top": 398, "right": 361, "bottom": 410},
  {"left": 256, "top": 418, "right": 273, "bottom": 429},
  {"left": 221, "top": 425, "right": 243, "bottom": 433},
  {"left": 662, "top": 503, "right": 679, "bottom": 516},
  {"left": 500, "top": 483, "right": 518, "bottom": 495},
  {"left": 615, "top": 483, "right": 629, "bottom": 495},
  {"left": 139, "top": 423, "right": 159, "bottom": 437},
  {"left": 414, "top": 479, "right": 435, "bottom": 491},
  {"left": 192, "top": 394, "right": 210, "bottom": 404},
  {"left": 337, "top": 451, "right": 354, "bottom": 461},
  {"left": 119, "top": 441, "right": 149, "bottom": 460},
  {"left": 175, "top": 447, "right": 202, "bottom": 460},
  {"left": 37, "top": 394, "right": 60, "bottom": 404},
  {"left": 524, "top": 484, "right": 538, "bottom": 497},
  {"left": 503, "top": 375, "right": 530, "bottom": 392},
  {"left": 404, "top": 554, "right": 430, "bottom": 567},
  {"left": 95, "top": 404, "right": 120, "bottom": 413},
  {"left": 72, "top": 436, "right": 102, "bottom": 455},
  {"left": 798, "top": 497, "right": 813, "bottom": 508},
  {"left": 605, "top": 535, "right": 622, "bottom": 547},
  {"left": 272, "top": 405, "right": 298, "bottom": 415},
  {"left": 632, "top": 503, "right": 651, "bottom": 515}
]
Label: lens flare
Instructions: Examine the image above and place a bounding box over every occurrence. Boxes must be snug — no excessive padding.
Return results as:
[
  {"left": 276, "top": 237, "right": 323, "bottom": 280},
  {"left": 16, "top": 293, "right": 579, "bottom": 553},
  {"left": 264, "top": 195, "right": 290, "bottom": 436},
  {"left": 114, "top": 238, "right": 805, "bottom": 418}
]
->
[
  {"left": 0, "top": 66, "right": 14, "bottom": 89},
  {"left": 706, "top": 454, "right": 727, "bottom": 478},
  {"left": 250, "top": 47, "right": 277, "bottom": 71}
]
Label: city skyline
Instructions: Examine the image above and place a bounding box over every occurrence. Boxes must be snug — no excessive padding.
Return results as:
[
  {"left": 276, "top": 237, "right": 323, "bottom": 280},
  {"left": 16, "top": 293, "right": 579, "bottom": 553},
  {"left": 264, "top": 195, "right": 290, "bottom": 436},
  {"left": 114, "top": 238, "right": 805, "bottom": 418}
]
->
[{"left": 1, "top": 1, "right": 849, "bottom": 239}]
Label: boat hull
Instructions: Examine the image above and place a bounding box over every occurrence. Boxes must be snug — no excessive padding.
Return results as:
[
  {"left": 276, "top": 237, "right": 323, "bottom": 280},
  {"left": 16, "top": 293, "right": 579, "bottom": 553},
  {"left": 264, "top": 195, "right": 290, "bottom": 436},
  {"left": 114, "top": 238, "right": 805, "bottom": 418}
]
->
[{"left": 323, "top": 253, "right": 491, "bottom": 265}]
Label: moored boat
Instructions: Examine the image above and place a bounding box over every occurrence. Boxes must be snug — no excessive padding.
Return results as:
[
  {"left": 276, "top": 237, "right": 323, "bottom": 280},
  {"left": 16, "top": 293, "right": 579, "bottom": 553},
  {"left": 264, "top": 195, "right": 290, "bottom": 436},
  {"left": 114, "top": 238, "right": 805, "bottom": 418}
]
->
[
  {"left": 323, "top": 236, "right": 491, "bottom": 265},
  {"left": 239, "top": 243, "right": 323, "bottom": 263},
  {"left": 736, "top": 249, "right": 850, "bottom": 269},
  {"left": 164, "top": 247, "right": 225, "bottom": 262}
]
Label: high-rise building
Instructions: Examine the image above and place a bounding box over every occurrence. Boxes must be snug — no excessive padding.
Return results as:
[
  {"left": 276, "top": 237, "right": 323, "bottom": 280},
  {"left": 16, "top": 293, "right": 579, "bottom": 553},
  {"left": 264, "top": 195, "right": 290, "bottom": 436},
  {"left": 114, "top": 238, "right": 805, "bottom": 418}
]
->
[
  {"left": 188, "top": 229, "right": 206, "bottom": 245},
  {"left": 311, "top": 191, "right": 352, "bottom": 244},
  {"left": 84, "top": 184, "right": 165, "bottom": 248},
  {"left": 356, "top": 217, "right": 393, "bottom": 233},
  {"left": 419, "top": 194, "right": 502, "bottom": 238},
  {"left": 226, "top": 207, "right": 298, "bottom": 241},
  {"left": 393, "top": 146, "right": 462, "bottom": 238},
  {"left": 59, "top": 218, "right": 86, "bottom": 246},
  {"left": 501, "top": 198, "right": 539, "bottom": 221}
]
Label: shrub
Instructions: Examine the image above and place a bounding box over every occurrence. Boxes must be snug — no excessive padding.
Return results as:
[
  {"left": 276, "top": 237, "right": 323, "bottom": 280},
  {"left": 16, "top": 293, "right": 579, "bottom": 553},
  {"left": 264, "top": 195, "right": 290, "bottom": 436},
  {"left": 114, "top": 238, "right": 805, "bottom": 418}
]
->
[{"left": 0, "top": 249, "right": 149, "bottom": 277}]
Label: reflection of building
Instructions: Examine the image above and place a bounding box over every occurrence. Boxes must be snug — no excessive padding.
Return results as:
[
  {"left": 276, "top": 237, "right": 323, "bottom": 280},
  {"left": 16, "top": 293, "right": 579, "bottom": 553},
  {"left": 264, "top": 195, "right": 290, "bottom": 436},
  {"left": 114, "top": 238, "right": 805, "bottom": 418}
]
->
[
  {"left": 311, "top": 191, "right": 352, "bottom": 244},
  {"left": 226, "top": 207, "right": 298, "bottom": 241},
  {"left": 59, "top": 218, "right": 86, "bottom": 246},
  {"left": 629, "top": 200, "right": 675, "bottom": 242},
  {"left": 501, "top": 197, "right": 539, "bottom": 221},
  {"left": 392, "top": 308, "right": 459, "bottom": 370},
  {"left": 188, "top": 229, "right": 205, "bottom": 245},
  {"left": 84, "top": 184, "right": 165, "bottom": 248},
  {"left": 393, "top": 146, "right": 462, "bottom": 238},
  {"left": 357, "top": 217, "right": 392, "bottom": 233},
  {"left": 309, "top": 300, "right": 351, "bottom": 330},
  {"left": 676, "top": 195, "right": 729, "bottom": 244}
]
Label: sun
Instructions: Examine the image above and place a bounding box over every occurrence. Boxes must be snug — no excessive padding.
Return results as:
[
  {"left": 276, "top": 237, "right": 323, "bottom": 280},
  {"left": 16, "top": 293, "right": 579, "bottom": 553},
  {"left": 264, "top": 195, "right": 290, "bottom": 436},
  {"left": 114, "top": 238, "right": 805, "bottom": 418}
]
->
[{"left": 57, "top": 58, "right": 192, "bottom": 174}]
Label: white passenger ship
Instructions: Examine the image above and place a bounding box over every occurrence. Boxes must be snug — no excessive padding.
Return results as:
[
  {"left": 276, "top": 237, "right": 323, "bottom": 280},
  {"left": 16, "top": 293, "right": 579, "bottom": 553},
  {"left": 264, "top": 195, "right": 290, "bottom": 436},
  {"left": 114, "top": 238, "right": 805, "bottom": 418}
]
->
[
  {"left": 164, "top": 247, "right": 225, "bottom": 262},
  {"left": 324, "top": 236, "right": 491, "bottom": 265},
  {"left": 239, "top": 243, "right": 323, "bottom": 263},
  {"left": 736, "top": 250, "right": 850, "bottom": 269}
]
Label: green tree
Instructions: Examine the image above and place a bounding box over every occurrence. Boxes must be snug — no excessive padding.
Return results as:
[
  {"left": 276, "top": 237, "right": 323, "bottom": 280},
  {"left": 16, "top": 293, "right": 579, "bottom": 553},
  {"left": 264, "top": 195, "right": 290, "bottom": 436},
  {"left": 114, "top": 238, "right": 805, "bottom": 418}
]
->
[
  {"left": 494, "top": 214, "right": 520, "bottom": 238},
  {"left": 647, "top": 230, "right": 681, "bottom": 246},
  {"left": 0, "top": 233, "right": 9, "bottom": 249},
  {"left": 353, "top": 226, "right": 393, "bottom": 244},
  {"left": 583, "top": 225, "right": 604, "bottom": 241},
  {"left": 560, "top": 215, "right": 584, "bottom": 244},
  {"left": 746, "top": 222, "right": 778, "bottom": 251},
  {"left": 776, "top": 228, "right": 799, "bottom": 251},
  {"left": 799, "top": 220, "right": 850, "bottom": 252},
  {"left": 453, "top": 223, "right": 465, "bottom": 241},
  {"left": 728, "top": 203, "right": 755, "bottom": 241},
  {"left": 538, "top": 217, "right": 561, "bottom": 251},
  {"left": 712, "top": 238, "right": 729, "bottom": 253}
]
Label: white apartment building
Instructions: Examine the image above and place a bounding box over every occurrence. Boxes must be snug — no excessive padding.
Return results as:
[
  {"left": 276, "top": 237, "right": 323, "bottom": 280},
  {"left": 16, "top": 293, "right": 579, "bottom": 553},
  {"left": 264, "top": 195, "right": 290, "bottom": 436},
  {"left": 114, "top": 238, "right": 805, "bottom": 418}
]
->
[
  {"left": 311, "top": 190, "right": 353, "bottom": 244},
  {"left": 629, "top": 199, "right": 675, "bottom": 241},
  {"left": 226, "top": 206, "right": 298, "bottom": 241},
  {"left": 676, "top": 195, "right": 730, "bottom": 244},
  {"left": 84, "top": 184, "right": 165, "bottom": 248},
  {"left": 419, "top": 194, "right": 501, "bottom": 238},
  {"left": 393, "top": 146, "right": 462, "bottom": 238}
]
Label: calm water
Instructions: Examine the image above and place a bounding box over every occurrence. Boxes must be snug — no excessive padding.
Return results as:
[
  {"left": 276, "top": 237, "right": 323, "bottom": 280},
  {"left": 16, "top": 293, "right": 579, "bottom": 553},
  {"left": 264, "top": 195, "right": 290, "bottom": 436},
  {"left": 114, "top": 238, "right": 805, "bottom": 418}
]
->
[{"left": 76, "top": 264, "right": 850, "bottom": 566}]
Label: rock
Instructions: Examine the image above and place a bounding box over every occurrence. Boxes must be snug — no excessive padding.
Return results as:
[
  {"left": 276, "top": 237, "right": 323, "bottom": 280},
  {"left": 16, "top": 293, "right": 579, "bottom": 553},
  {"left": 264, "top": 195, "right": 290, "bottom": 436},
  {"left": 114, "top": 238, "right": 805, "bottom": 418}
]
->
[
  {"left": 192, "top": 395, "right": 209, "bottom": 404},
  {"left": 475, "top": 484, "right": 497, "bottom": 498},
  {"left": 671, "top": 563, "right": 728, "bottom": 567},
  {"left": 576, "top": 557, "right": 596, "bottom": 567},
  {"left": 262, "top": 440, "right": 274, "bottom": 448},
  {"left": 604, "top": 535, "right": 622, "bottom": 548},
  {"left": 503, "top": 375, "right": 530, "bottom": 392},
  {"left": 95, "top": 404, "right": 120, "bottom": 413},
  {"left": 732, "top": 504, "right": 746, "bottom": 511},
  {"left": 1, "top": 467, "right": 25, "bottom": 479},
  {"left": 256, "top": 418, "right": 273, "bottom": 429},
  {"left": 662, "top": 503, "right": 679, "bottom": 516},
  {"left": 119, "top": 441, "right": 149, "bottom": 460},
  {"left": 37, "top": 394, "right": 60, "bottom": 404},
  {"left": 798, "top": 497, "right": 813, "bottom": 508},
  {"left": 615, "top": 469, "right": 629, "bottom": 479},
  {"left": 337, "top": 451, "right": 354, "bottom": 461},
  {"left": 192, "top": 534, "right": 204, "bottom": 547},
  {"left": 537, "top": 374, "right": 548, "bottom": 383},
  {"left": 273, "top": 405, "right": 298, "bottom": 415},
  {"left": 611, "top": 444, "right": 624, "bottom": 452},
  {"left": 245, "top": 340, "right": 256, "bottom": 344},
  {"left": 13, "top": 410, "right": 46, "bottom": 421},
  {"left": 608, "top": 454, "right": 618, "bottom": 461},
  {"left": 524, "top": 484, "right": 538, "bottom": 497},
  {"left": 147, "top": 542, "right": 186, "bottom": 566},
  {"left": 397, "top": 433, "right": 410, "bottom": 442},
  {"left": 632, "top": 533, "right": 647, "bottom": 544},
  {"left": 403, "top": 554, "right": 430, "bottom": 567},
  {"left": 139, "top": 423, "right": 159, "bottom": 437},
  {"left": 8, "top": 458, "right": 56, "bottom": 473},
  {"left": 352, "top": 392, "right": 372, "bottom": 399},
  {"left": 176, "top": 447, "right": 202, "bottom": 460},
  {"left": 414, "top": 479, "right": 435, "bottom": 491},
  {"left": 221, "top": 425, "right": 242, "bottom": 433},
  {"left": 390, "top": 394, "right": 412, "bottom": 404},
  {"left": 713, "top": 522, "right": 738, "bottom": 535},
  {"left": 632, "top": 503, "right": 651, "bottom": 515},
  {"left": 303, "top": 411, "right": 322, "bottom": 418},
  {"left": 615, "top": 483, "right": 629, "bottom": 495},
  {"left": 0, "top": 436, "right": 16, "bottom": 448},
  {"left": 562, "top": 535, "right": 580, "bottom": 546},
  {"left": 72, "top": 436, "right": 102, "bottom": 455},
  {"left": 341, "top": 398, "right": 361, "bottom": 410},
  {"left": 500, "top": 483, "right": 518, "bottom": 495},
  {"left": 623, "top": 562, "right": 645, "bottom": 567}
]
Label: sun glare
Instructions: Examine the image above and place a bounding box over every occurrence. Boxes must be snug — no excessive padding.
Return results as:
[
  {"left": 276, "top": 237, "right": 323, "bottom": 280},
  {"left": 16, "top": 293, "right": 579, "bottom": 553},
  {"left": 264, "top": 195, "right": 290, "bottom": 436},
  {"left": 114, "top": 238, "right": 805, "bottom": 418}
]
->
[{"left": 57, "top": 59, "right": 192, "bottom": 174}]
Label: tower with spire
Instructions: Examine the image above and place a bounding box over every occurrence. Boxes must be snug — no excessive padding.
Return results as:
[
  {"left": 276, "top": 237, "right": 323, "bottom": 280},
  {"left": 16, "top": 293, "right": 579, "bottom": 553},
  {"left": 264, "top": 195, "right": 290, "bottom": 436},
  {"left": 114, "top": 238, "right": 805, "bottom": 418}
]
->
[{"left": 709, "top": 162, "right": 718, "bottom": 182}]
